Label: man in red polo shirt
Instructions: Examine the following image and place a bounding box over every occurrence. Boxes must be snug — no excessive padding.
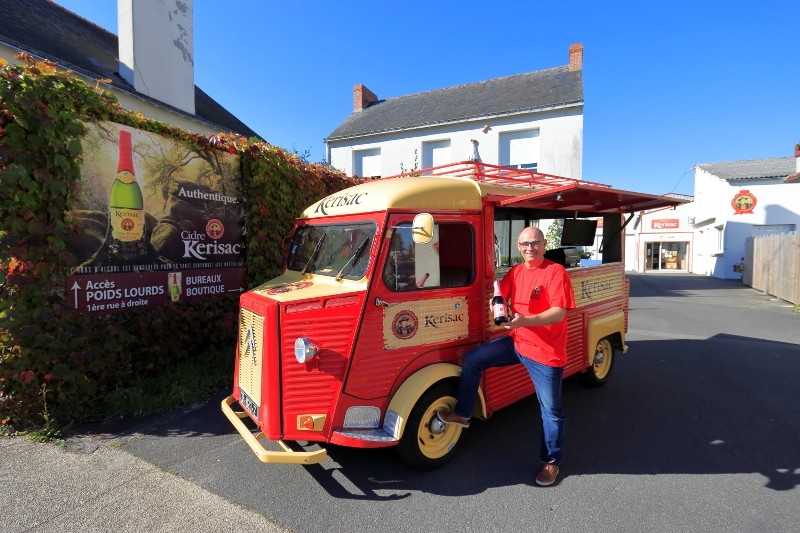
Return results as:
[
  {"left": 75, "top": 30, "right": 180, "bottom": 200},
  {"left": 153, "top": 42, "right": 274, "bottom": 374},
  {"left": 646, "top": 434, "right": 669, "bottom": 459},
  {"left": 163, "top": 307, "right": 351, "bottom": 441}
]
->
[{"left": 439, "top": 226, "right": 575, "bottom": 486}]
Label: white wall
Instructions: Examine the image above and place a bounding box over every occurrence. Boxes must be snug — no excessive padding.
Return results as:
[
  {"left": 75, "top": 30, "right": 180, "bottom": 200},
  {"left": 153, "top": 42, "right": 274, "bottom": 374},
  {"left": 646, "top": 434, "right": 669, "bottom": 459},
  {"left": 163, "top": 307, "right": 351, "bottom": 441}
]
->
[
  {"left": 690, "top": 168, "right": 800, "bottom": 279},
  {"left": 118, "top": 0, "right": 195, "bottom": 115},
  {"left": 328, "top": 106, "right": 583, "bottom": 179}
]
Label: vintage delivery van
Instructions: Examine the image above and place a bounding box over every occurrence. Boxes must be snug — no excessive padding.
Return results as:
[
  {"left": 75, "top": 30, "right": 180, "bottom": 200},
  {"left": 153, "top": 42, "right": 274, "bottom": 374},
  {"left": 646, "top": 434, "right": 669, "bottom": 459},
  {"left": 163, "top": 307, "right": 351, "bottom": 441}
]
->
[{"left": 221, "top": 162, "right": 685, "bottom": 469}]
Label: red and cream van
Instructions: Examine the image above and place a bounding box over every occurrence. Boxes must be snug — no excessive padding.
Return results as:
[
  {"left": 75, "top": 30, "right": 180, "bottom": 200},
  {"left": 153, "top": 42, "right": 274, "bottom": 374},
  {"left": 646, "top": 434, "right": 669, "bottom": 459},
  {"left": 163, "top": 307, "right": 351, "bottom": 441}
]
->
[{"left": 222, "top": 162, "right": 685, "bottom": 469}]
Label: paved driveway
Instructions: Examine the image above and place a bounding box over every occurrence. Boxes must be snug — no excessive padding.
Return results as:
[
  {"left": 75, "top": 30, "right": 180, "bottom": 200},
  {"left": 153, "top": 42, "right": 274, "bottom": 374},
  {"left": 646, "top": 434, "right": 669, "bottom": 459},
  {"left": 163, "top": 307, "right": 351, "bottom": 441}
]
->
[{"left": 93, "top": 273, "right": 800, "bottom": 532}]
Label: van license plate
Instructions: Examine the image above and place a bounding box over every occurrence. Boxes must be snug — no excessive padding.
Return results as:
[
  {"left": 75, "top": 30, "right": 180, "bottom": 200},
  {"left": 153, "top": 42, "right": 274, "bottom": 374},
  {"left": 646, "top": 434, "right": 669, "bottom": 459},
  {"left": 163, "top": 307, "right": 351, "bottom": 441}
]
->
[{"left": 240, "top": 389, "right": 259, "bottom": 419}]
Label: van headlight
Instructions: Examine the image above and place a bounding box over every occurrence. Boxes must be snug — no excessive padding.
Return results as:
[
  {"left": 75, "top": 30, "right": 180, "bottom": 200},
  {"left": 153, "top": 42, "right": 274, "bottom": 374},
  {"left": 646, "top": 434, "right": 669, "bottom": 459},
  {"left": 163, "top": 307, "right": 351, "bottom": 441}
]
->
[{"left": 294, "top": 337, "right": 318, "bottom": 364}]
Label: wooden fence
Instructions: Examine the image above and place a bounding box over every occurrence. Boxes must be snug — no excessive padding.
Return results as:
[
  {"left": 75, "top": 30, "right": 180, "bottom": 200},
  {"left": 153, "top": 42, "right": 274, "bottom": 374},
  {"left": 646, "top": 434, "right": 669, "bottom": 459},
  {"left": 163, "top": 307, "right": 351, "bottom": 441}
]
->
[{"left": 743, "top": 231, "right": 800, "bottom": 305}]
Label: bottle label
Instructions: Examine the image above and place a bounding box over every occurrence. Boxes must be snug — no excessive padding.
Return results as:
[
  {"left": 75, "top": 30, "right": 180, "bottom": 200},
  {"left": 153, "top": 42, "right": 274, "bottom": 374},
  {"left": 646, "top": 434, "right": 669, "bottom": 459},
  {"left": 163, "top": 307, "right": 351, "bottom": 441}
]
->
[
  {"left": 493, "top": 301, "right": 508, "bottom": 319},
  {"left": 110, "top": 208, "right": 144, "bottom": 241},
  {"left": 115, "top": 169, "right": 137, "bottom": 185}
]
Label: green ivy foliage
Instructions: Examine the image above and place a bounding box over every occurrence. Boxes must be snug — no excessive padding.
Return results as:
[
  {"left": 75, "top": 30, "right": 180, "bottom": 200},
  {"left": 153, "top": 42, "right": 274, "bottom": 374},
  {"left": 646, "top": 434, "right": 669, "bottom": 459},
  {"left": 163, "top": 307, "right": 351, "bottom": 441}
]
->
[
  {"left": 545, "top": 219, "right": 562, "bottom": 250},
  {"left": 242, "top": 145, "right": 358, "bottom": 285},
  {"left": 0, "top": 56, "right": 353, "bottom": 430}
]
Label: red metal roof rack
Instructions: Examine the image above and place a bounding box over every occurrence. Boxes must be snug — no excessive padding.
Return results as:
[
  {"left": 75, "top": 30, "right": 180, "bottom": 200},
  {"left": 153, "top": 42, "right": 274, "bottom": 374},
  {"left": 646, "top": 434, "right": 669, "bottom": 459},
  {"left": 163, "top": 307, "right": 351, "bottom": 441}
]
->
[
  {"left": 384, "top": 161, "right": 689, "bottom": 214},
  {"left": 385, "top": 161, "right": 612, "bottom": 192}
]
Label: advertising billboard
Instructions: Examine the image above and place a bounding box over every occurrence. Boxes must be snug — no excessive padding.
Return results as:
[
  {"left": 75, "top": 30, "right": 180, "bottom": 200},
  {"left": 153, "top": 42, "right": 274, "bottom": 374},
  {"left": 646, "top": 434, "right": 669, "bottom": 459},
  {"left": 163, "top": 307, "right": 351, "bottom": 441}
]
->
[{"left": 66, "top": 121, "right": 245, "bottom": 314}]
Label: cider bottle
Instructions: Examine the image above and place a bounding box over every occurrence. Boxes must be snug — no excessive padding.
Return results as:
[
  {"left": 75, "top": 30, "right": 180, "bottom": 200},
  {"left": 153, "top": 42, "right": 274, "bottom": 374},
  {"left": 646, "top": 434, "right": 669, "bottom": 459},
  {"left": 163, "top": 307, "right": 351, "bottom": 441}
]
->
[
  {"left": 492, "top": 280, "right": 508, "bottom": 325},
  {"left": 109, "top": 130, "right": 144, "bottom": 244}
]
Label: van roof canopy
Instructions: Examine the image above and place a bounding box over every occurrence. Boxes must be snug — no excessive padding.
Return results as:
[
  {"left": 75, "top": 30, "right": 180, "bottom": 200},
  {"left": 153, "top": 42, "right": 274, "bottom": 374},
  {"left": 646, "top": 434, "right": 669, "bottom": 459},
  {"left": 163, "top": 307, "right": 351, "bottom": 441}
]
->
[
  {"left": 390, "top": 162, "right": 689, "bottom": 215},
  {"left": 303, "top": 162, "right": 689, "bottom": 219}
]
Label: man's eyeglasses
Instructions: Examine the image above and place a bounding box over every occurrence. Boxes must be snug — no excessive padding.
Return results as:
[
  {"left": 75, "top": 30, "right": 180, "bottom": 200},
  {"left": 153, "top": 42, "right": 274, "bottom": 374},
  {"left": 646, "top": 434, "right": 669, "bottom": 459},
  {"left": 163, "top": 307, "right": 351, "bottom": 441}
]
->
[{"left": 517, "top": 240, "right": 543, "bottom": 248}]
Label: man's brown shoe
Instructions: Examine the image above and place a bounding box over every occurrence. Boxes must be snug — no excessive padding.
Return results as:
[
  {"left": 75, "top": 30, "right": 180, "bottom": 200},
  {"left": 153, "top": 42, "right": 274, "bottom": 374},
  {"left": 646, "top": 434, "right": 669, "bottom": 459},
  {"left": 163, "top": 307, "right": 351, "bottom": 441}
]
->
[
  {"left": 435, "top": 411, "right": 470, "bottom": 428},
  {"left": 535, "top": 462, "right": 559, "bottom": 486}
]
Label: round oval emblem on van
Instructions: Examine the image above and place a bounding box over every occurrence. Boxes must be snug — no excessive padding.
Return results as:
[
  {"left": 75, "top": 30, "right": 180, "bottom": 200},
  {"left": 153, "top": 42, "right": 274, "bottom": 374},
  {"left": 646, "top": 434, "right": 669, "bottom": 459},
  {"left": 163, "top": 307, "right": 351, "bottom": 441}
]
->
[
  {"left": 391, "top": 311, "right": 418, "bottom": 340},
  {"left": 267, "top": 281, "right": 312, "bottom": 295}
]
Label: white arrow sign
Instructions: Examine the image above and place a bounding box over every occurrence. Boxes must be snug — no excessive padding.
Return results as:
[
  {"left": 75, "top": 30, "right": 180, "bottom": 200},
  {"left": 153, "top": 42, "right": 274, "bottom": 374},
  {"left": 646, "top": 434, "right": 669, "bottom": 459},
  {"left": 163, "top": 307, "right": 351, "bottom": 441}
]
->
[{"left": 71, "top": 281, "right": 81, "bottom": 308}]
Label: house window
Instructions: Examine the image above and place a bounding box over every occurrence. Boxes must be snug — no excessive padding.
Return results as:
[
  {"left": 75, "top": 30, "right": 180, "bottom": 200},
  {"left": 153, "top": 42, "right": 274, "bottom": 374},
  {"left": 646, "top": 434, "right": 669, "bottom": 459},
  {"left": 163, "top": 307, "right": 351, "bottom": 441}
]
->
[
  {"left": 354, "top": 148, "right": 381, "bottom": 178},
  {"left": 714, "top": 224, "right": 724, "bottom": 254},
  {"left": 422, "top": 140, "right": 451, "bottom": 171},
  {"left": 500, "top": 129, "right": 539, "bottom": 171}
]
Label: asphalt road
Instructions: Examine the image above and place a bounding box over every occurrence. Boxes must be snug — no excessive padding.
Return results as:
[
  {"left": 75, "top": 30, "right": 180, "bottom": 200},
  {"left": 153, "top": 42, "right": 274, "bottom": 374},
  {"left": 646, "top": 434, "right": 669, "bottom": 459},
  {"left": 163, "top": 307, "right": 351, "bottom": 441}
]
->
[{"left": 83, "top": 273, "right": 800, "bottom": 532}]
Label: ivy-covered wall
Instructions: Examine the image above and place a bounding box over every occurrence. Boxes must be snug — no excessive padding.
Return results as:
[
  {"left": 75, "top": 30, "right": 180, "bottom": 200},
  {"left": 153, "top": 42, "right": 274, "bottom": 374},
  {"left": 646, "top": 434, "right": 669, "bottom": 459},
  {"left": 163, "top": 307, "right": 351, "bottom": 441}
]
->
[{"left": 0, "top": 55, "right": 356, "bottom": 429}]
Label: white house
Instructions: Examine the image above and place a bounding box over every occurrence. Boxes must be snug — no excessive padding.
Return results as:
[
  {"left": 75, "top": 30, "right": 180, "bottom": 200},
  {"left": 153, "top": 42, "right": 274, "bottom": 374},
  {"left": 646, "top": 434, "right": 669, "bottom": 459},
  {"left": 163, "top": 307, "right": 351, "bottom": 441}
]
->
[
  {"left": 0, "top": 0, "right": 258, "bottom": 138},
  {"left": 690, "top": 149, "right": 799, "bottom": 279},
  {"left": 325, "top": 44, "right": 584, "bottom": 180}
]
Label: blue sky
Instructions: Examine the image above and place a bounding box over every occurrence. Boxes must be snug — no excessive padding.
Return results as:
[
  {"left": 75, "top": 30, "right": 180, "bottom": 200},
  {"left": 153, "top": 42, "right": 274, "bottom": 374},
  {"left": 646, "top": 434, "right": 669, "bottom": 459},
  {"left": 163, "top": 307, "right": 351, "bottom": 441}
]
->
[{"left": 54, "top": 1, "right": 798, "bottom": 196}]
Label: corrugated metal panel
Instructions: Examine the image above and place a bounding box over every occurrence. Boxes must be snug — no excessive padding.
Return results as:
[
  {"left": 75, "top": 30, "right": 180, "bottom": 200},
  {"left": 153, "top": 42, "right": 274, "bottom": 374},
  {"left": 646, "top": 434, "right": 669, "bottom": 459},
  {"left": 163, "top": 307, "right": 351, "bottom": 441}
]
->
[
  {"left": 342, "top": 305, "right": 414, "bottom": 398},
  {"left": 280, "top": 312, "right": 356, "bottom": 416},
  {"left": 563, "top": 312, "right": 587, "bottom": 377},
  {"left": 238, "top": 309, "right": 264, "bottom": 409},
  {"left": 345, "top": 292, "right": 484, "bottom": 399},
  {"left": 483, "top": 365, "right": 533, "bottom": 416}
]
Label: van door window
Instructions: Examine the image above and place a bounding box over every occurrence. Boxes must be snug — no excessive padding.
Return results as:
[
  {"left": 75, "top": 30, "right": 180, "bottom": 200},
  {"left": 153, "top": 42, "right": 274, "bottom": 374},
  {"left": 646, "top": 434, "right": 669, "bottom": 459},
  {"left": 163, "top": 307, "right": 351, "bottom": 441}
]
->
[{"left": 383, "top": 222, "right": 474, "bottom": 291}]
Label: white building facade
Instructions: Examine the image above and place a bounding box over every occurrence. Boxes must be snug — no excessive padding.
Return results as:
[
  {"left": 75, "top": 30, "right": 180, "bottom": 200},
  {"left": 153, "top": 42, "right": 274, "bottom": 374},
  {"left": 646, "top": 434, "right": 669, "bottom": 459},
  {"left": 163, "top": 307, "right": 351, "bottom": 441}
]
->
[
  {"left": 690, "top": 155, "right": 799, "bottom": 279},
  {"left": 326, "top": 44, "right": 584, "bottom": 180},
  {"left": 621, "top": 151, "right": 799, "bottom": 277}
]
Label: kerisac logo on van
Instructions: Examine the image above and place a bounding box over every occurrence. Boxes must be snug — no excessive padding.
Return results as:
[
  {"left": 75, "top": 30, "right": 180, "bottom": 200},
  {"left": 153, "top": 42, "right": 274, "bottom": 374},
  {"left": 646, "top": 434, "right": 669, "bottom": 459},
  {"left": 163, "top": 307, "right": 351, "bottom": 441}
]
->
[
  {"left": 577, "top": 272, "right": 622, "bottom": 303},
  {"left": 314, "top": 192, "right": 368, "bottom": 215},
  {"left": 424, "top": 312, "right": 465, "bottom": 328}
]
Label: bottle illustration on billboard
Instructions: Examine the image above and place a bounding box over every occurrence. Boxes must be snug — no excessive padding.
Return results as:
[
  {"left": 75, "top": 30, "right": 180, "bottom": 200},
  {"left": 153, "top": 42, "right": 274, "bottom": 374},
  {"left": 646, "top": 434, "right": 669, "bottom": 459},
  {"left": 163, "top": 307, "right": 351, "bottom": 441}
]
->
[
  {"left": 168, "top": 272, "right": 182, "bottom": 302},
  {"left": 108, "top": 130, "right": 147, "bottom": 261},
  {"left": 110, "top": 131, "right": 144, "bottom": 241}
]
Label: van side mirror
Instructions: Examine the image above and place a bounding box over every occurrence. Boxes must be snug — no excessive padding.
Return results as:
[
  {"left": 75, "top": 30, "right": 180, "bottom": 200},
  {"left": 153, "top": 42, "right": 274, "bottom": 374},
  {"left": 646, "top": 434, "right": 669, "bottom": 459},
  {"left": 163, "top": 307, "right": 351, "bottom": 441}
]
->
[{"left": 411, "top": 213, "right": 434, "bottom": 244}]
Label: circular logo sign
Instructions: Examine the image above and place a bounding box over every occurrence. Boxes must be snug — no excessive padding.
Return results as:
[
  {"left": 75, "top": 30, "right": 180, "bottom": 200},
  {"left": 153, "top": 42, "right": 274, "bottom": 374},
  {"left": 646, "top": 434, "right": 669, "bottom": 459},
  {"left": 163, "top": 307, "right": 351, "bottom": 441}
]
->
[
  {"left": 731, "top": 190, "right": 756, "bottom": 214},
  {"left": 391, "top": 310, "right": 418, "bottom": 340},
  {"left": 121, "top": 218, "right": 135, "bottom": 231},
  {"left": 206, "top": 219, "right": 224, "bottom": 239}
]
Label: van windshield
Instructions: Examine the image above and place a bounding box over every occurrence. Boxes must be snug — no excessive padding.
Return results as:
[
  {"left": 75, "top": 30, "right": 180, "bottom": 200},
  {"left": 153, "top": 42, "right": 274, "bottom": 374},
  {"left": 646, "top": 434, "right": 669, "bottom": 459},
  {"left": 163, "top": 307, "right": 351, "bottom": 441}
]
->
[{"left": 286, "top": 222, "right": 377, "bottom": 280}]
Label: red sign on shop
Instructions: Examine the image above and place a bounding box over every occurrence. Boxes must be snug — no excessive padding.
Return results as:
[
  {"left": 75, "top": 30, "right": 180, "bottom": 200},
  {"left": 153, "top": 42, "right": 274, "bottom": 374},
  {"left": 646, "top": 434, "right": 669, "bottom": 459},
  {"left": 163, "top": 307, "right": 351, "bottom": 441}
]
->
[{"left": 651, "top": 219, "right": 679, "bottom": 230}]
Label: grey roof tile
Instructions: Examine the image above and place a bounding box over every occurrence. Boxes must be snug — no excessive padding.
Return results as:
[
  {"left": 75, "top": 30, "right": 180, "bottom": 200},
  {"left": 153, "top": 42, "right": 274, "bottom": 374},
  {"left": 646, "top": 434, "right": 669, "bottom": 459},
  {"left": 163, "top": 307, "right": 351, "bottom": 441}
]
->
[
  {"left": 696, "top": 157, "right": 795, "bottom": 181},
  {"left": 0, "top": 0, "right": 259, "bottom": 138},
  {"left": 326, "top": 66, "right": 582, "bottom": 141}
]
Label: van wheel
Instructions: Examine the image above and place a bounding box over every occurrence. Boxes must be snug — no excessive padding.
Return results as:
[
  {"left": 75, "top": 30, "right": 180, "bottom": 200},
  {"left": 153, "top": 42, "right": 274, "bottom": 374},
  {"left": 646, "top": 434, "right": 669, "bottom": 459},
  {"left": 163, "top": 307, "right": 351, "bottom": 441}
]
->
[
  {"left": 582, "top": 337, "right": 615, "bottom": 387},
  {"left": 396, "top": 382, "right": 465, "bottom": 470}
]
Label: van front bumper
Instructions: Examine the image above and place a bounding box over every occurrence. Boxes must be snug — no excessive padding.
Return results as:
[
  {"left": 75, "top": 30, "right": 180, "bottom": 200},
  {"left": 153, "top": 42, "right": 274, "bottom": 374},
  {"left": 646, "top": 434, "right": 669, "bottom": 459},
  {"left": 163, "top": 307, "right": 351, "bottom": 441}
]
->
[{"left": 221, "top": 396, "right": 328, "bottom": 465}]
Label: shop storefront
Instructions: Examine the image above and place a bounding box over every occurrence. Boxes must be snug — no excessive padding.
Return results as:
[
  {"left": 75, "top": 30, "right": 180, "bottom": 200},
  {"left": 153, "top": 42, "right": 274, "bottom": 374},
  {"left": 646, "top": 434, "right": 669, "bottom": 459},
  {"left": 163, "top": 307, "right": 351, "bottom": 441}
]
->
[
  {"left": 645, "top": 240, "right": 689, "bottom": 271},
  {"left": 629, "top": 209, "right": 694, "bottom": 273}
]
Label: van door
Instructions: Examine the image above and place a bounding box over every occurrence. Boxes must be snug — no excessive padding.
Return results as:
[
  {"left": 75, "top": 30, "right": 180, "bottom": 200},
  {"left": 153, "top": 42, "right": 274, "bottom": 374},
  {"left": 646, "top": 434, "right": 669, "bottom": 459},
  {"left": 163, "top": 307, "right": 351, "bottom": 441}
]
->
[{"left": 343, "top": 213, "right": 484, "bottom": 399}]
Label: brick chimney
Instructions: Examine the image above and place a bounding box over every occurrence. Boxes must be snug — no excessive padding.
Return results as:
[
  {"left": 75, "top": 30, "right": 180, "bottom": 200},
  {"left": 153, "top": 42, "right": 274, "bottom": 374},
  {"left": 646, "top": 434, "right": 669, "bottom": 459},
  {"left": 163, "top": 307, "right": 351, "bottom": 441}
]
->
[
  {"left": 568, "top": 43, "right": 583, "bottom": 71},
  {"left": 118, "top": 0, "right": 195, "bottom": 115},
  {"left": 795, "top": 143, "right": 800, "bottom": 172},
  {"left": 353, "top": 84, "right": 378, "bottom": 112},
  {"left": 786, "top": 143, "right": 800, "bottom": 183}
]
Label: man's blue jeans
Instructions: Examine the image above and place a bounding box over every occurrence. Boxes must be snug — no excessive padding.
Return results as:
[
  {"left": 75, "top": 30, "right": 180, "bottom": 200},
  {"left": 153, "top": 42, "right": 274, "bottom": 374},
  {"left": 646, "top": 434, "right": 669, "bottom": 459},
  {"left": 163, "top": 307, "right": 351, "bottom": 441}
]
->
[{"left": 453, "top": 335, "right": 565, "bottom": 465}]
